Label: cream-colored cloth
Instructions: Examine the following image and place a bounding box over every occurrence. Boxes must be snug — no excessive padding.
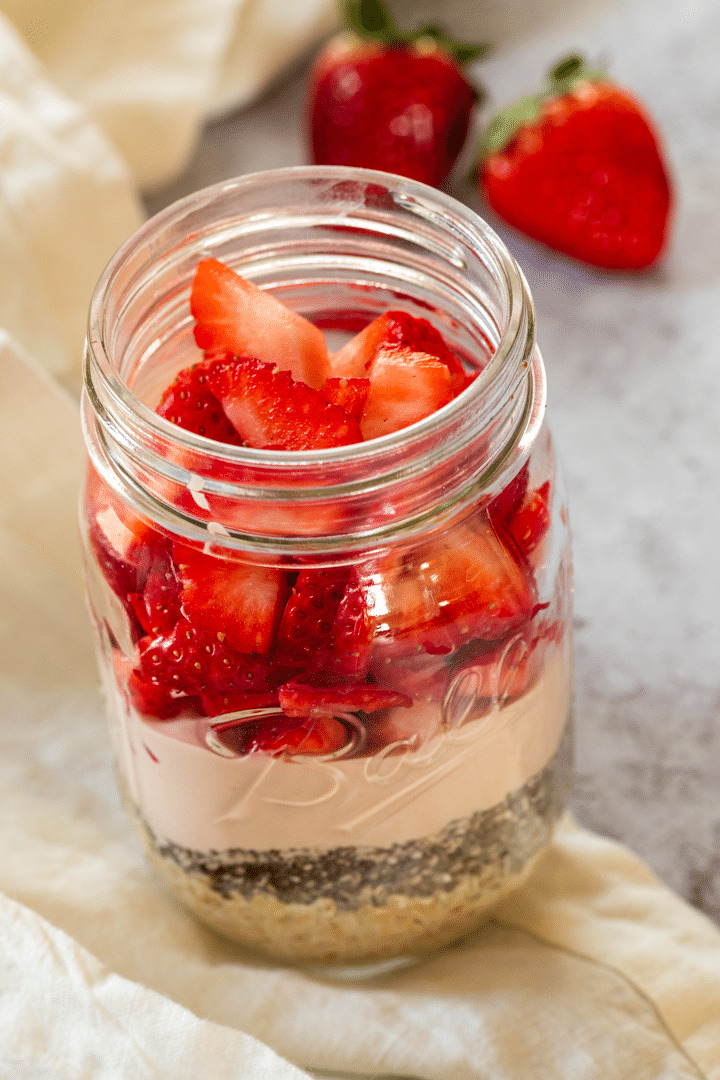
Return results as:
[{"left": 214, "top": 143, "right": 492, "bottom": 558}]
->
[{"left": 1, "top": 1, "right": 720, "bottom": 1078}]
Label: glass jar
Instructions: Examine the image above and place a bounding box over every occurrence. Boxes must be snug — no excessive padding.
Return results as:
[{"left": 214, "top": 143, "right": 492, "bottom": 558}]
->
[{"left": 80, "top": 166, "right": 573, "bottom": 969}]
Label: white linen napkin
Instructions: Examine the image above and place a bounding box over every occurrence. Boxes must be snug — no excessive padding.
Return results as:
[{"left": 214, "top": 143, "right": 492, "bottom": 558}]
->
[{"left": 1, "top": 2, "right": 720, "bottom": 1078}]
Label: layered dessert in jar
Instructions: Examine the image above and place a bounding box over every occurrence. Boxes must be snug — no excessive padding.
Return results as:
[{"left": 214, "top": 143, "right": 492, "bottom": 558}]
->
[{"left": 81, "top": 171, "right": 573, "bottom": 966}]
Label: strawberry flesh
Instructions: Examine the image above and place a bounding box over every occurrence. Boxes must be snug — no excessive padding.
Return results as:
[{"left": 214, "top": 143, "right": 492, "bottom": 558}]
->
[
  {"left": 190, "top": 258, "right": 329, "bottom": 387},
  {"left": 359, "top": 343, "right": 455, "bottom": 439},
  {"left": 508, "top": 481, "right": 552, "bottom": 558},
  {"left": 330, "top": 309, "right": 463, "bottom": 384},
  {"left": 320, "top": 376, "right": 370, "bottom": 420},
  {"left": 221, "top": 714, "right": 349, "bottom": 757},
  {"left": 156, "top": 362, "right": 243, "bottom": 443},
  {"left": 137, "top": 617, "right": 277, "bottom": 704},
  {"left": 488, "top": 462, "right": 530, "bottom": 530},
  {"left": 275, "top": 567, "right": 351, "bottom": 673},
  {"left": 278, "top": 681, "right": 412, "bottom": 718},
  {"left": 322, "top": 573, "right": 375, "bottom": 681},
  {"left": 203, "top": 352, "right": 362, "bottom": 451},
  {"left": 172, "top": 541, "right": 288, "bottom": 656},
  {"left": 129, "top": 547, "right": 181, "bottom": 636}
]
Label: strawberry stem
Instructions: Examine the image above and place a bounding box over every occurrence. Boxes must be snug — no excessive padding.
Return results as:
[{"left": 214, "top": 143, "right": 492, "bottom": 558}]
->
[
  {"left": 547, "top": 53, "right": 606, "bottom": 95},
  {"left": 344, "top": 0, "right": 402, "bottom": 45},
  {"left": 342, "top": 0, "right": 490, "bottom": 66}
]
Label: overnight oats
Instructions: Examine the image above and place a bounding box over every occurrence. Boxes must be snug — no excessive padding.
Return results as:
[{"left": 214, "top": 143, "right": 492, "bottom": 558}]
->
[{"left": 80, "top": 167, "right": 573, "bottom": 966}]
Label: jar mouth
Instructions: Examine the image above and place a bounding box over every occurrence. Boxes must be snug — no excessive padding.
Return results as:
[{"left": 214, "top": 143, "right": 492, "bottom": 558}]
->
[{"left": 84, "top": 166, "right": 540, "bottom": 553}]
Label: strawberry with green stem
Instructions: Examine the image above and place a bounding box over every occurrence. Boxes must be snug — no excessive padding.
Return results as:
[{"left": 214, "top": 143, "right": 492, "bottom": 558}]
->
[
  {"left": 309, "top": 0, "right": 488, "bottom": 188},
  {"left": 476, "top": 56, "right": 672, "bottom": 269}
]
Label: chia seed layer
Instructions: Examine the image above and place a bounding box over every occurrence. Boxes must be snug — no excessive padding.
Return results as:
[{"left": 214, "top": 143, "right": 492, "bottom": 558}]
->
[{"left": 128, "top": 721, "right": 572, "bottom": 964}]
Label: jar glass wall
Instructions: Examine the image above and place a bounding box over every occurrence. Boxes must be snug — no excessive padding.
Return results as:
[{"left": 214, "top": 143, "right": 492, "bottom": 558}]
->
[{"left": 80, "top": 167, "right": 573, "bottom": 967}]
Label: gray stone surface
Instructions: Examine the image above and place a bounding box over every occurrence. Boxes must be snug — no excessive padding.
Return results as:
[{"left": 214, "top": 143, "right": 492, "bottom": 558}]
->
[{"left": 145, "top": 0, "right": 720, "bottom": 923}]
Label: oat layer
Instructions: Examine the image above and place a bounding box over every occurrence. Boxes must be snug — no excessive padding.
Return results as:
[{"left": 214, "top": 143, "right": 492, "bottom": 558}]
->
[{"left": 128, "top": 722, "right": 572, "bottom": 965}]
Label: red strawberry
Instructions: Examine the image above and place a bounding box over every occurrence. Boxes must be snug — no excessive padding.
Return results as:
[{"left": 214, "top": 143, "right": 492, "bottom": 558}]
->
[
  {"left": 85, "top": 467, "right": 158, "bottom": 601},
  {"left": 359, "top": 343, "right": 455, "bottom": 439},
  {"left": 322, "top": 573, "right": 375, "bottom": 680},
  {"left": 320, "top": 376, "right": 370, "bottom": 420},
  {"left": 190, "top": 258, "right": 329, "bottom": 388},
  {"left": 203, "top": 352, "right": 362, "bottom": 451},
  {"left": 126, "top": 668, "right": 193, "bottom": 720},
  {"left": 476, "top": 56, "right": 672, "bottom": 269},
  {"left": 129, "top": 547, "right": 181, "bottom": 635},
  {"left": 278, "top": 681, "right": 412, "bottom": 717},
  {"left": 275, "top": 567, "right": 351, "bottom": 672},
  {"left": 156, "top": 362, "right": 243, "bottom": 444},
  {"left": 136, "top": 616, "right": 277, "bottom": 710},
  {"left": 234, "top": 714, "right": 350, "bottom": 756},
  {"left": 308, "top": 0, "right": 487, "bottom": 188},
  {"left": 488, "top": 461, "right": 530, "bottom": 531},
  {"left": 508, "top": 481, "right": 552, "bottom": 558},
  {"left": 372, "top": 519, "right": 537, "bottom": 660},
  {"left": 172, "top": 541, "right": 289, "bottom": 656},
  {"left": 330, "top": 309, "right": 466, "bottom": 393}
]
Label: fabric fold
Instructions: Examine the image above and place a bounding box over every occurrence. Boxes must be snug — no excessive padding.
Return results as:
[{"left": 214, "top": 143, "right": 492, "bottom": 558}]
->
[{"left": 1, "top": 1, "right": 720, "bottom": 1077}]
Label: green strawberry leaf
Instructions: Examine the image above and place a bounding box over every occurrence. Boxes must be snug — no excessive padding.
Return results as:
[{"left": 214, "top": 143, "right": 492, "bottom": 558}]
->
[
  {"left": 476, "top": 92, "right": 543, "bottom": 161},
  {"left": 547, "top": 53, "right": 607, "bottom": 94},
  {"left": 474, "top": 53, "right": 608, "bottom": 167},
  {"left": 342, "top": 1, "right": 490, "bottom": 67},
  {"left": 415, "top": 22, "right": 491, "bottom": 66}
]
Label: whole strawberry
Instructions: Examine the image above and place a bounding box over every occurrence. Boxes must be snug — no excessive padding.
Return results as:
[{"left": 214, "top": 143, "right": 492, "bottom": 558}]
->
[
  {"left": 308, "top": 0, "right": 488, "bottom": 188},
  {"left": 476, "top": 56, "right": 672, "bottom": 269}
]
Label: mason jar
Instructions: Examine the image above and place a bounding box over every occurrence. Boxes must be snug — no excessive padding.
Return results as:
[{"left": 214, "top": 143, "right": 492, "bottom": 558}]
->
[{"left": 80, "top": 166, "right": 573, "bottom": 968}]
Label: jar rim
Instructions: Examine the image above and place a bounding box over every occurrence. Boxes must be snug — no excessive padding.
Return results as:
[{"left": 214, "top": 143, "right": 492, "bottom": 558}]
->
[
  {"left": 86, "top": 165, "right": 535, "bottom": 468},
  {"left": 84, "top": 166, "right": 541, "bottom": 553}
]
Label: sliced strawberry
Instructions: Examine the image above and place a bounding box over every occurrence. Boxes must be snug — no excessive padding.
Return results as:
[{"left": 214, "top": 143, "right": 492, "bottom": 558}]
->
[
  {"left": 242, "top": 714, "right": 349, "bottom": 756},
  {"left": 203, "top": 353, "right": 362, "bottom": 451},
  {"left": 172, "top": 541, "right": 289, "bottom": 656},
  {"left": 488, "top": 461, "right": 530, "bottom": 530},
  {"left": 508, "top": 481, "right": 552, "bottom": 558},
  {"left": 86, "top": 468, "right": 160, "bottom": 600},
  {"left": 322, "top": 573, "right": 376, "bottom": 680},
  {"left": 156, "top": 362, "right": 243, "bottom": 444},
  {"left": 330, "top": 313, "right": 394, "bottom": 379},
  {"left": 329, "top": 309, "right": 464, "bottom": 388},
  {"left": 137, "top": 619, "right": 220, "bottom": 696},
  {"left": 382, "top": 311, "right": 467, "bottom": 393},
  {"left": 190, "top": 258, "right": 329, "bottom": 388},
  {"left": 372, "top": 520, "right": 537, "bottom": 661},
  {"left": 279, "top": 681, "right": 412, "bottom": 718},
  {"left": 320, "top": 376, "right": 370, "bottom": 420},
  {"left": 430, "top": 524, "right": 538, "bottom": 643},
  {"left": 128, "top": 547, "right": 181, "bottom": 635},
  {"left": 275, "top": 567, "right": 351, "bottom": 671},
  {"left": 126, "top": 668, "right": 193, "bottom": 720},
  {"left": 359, "top": 343, "right": 454, "bottom": 440},
  {"left": 137, "top": 617, "right": 277, "bottom": 704}
]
